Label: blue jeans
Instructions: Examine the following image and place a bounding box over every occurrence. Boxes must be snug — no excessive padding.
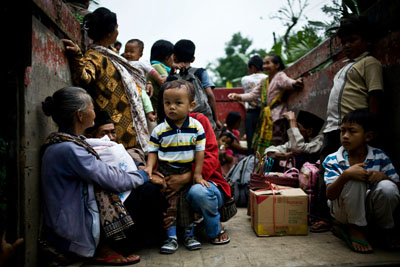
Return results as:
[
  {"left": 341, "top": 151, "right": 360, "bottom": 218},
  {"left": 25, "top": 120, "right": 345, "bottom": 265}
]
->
[{"left": 186, "top": 183, "right": 224, "bottom": 238}]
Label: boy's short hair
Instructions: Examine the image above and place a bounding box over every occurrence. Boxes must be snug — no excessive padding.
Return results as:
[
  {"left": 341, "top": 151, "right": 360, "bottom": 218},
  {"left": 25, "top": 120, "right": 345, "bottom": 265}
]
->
[
  {"left": 163, "top": 80, "right": 195, "bottom": 102},
  {"left": 337, "top": 16, "right": 370, "bottom": 40},
  {"left": 127, "top": 39, "right": 144, "bottom": 51},
  {"left": 174, "top": 39, "right": 196, "bottom": 62},
  {"left": 248, "top": 55, "right": 263, "bottom": 71},
  {"left": 225, "top": 111, "right": 242, "bottom": 127},
  {"left": 341, "top": 109, "right": 377, "bottom": 132},
  {"left": 150, "top": 40, "right": 174, "bottom": 62}
]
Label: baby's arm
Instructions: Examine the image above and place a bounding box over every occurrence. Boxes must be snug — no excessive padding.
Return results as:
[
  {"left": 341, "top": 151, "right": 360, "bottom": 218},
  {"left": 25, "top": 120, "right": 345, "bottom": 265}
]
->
[
  {"left": 150, "top": 70, "right": 167, "bottom": 86},
  {"left": 193, "top": 151, "right": 209, "bottom": 187}
]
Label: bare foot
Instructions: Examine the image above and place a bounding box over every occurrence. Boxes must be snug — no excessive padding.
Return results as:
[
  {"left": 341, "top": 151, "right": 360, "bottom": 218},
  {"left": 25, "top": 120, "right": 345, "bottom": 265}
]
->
[
  {"left": 212, "top": 231, "right": 229, "bottom": 243},
  {"left": 211, "top": 223, "right": 230, "bottom": 245},
  {"left": 348, "top": 225, "right": 373, "bottom": 253}
]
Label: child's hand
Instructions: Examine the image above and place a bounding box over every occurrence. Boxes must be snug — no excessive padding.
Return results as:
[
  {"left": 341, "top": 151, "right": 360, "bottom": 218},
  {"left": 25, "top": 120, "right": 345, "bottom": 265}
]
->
[
  {"left": 228, "top": 93, "right": 241, "bottom": 101},
  {"left": 143, "top": 166, "right": 153, "bottom": 179},
  {"left": 283, "top": 111, "right": 296, "bottom": 121},
  {"left": 148, "top": 170, "right": 167, "bottom": 190},
  {"left": 343, "top": 163, "right": 369, "bottom": 182},
  {"left": 0, "top": 232, "right": 24, "bottom": 265},
  {"left": 146, "top": 82, "right": 154, "bottom": 97},
  {"left": 194, "top": 174, "right": 210, "bottom": 187},
  {"left": 146, "top": 112, "right": 157, "bottom": 122},
  {"left": 172, "top": 62, "right": 186, "bottom": 71},
  {"left": 367, "top": 171, "right": 387, "bottom": 184}
]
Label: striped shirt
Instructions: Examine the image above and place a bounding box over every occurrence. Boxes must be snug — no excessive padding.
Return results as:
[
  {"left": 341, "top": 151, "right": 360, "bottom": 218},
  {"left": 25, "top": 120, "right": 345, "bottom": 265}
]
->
[
  {"left": 148, "top": 116, "right": 206, "bottom": 166},
  {"left": 323, "top": 145, "right": 399, "bottom": 185}
]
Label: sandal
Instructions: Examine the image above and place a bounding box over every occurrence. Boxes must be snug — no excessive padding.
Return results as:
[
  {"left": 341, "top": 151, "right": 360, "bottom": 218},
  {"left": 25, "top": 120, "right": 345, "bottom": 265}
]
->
[
  {"left": 89, "top": 253, "right": 140, "bottom": 266},
  {"left": 160, "top": 238, "right": 179, "bottom": 254},
  {"left": 310, "top": 221, "right": 331, "bottom": 233},
  {"left": 210, "top": 229, "right": 230, "bottom": 245},
  {"left": 332, "top": 224, "right": 373, "bottom": 254},
  {"left": 184, "top": 236, "right": 202, "bottom": 250}
]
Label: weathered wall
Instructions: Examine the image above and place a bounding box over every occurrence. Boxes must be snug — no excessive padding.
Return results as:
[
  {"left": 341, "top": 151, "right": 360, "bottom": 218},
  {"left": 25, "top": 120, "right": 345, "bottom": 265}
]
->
[{"left": 20, "top": 1, "right": 79, "bottom": 265}]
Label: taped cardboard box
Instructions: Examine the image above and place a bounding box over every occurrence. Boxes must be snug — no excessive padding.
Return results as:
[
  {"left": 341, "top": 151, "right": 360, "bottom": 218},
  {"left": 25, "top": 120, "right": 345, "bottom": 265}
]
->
[{"left": 250, "top": 187, "right": 308, "bottom": 236}]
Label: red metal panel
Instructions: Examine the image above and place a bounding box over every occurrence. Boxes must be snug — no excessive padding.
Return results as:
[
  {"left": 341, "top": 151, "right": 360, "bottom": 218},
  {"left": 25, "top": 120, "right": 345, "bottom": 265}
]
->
[
  {"left": 285, "top": 37, "right": 343, "bottom": 79},
  {"left": 33, "top": 0, "right": 82, "bottom": 44},
  {"left": 214, "top": 88, "right": 246, "bottom": 122}
]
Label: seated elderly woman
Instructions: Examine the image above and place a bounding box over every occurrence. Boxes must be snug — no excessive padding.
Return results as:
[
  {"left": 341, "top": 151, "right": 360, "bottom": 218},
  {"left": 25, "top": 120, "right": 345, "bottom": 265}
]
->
[{"left": 40, "top": 87, "right": 167, "bottom": 265}]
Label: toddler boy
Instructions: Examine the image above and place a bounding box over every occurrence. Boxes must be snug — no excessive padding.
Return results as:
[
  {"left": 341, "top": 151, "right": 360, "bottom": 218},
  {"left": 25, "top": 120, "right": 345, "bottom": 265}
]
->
[{"left": 145, "top": 80, "right": 207, "bottom": 254}]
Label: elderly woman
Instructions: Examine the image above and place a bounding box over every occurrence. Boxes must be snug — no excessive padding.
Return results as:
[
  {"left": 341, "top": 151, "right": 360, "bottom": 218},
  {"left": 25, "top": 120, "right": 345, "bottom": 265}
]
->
[
  {"left": 41, "top": 87, "right": 166, "bottom": 265},
  {"left": 62, "top": 7, "right": 148, "bottom": 151}
]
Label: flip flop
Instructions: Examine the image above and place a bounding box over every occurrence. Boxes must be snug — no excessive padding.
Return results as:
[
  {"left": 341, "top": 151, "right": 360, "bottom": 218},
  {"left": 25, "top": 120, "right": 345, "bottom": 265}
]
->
[
  {"left": 89, "top": 253, "right": 141, "bottom": 266},
  {"left": 332, "top": 224, "right": 373, "bottom": 254},
  {"left": 310, "top": 221, "right": 331, "bottom": 233},
  {"left": 210, "top": 229, "right": 230, "bottom": 245}
]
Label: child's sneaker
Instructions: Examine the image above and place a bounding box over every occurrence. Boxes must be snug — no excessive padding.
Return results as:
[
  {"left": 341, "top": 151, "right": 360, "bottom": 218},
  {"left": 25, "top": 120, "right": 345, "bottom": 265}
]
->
[
  {"left": 184, "top": 236, "right": 201, "bottom": 250},
  {"left": 160, "top": 238, "right": 179, "bottom": 254}
]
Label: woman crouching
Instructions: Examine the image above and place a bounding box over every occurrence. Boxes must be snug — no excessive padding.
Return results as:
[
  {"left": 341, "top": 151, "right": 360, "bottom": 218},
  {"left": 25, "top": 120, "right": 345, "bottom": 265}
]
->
[{"left": 40, "top": 87, "right": 164, "bottom": 265}]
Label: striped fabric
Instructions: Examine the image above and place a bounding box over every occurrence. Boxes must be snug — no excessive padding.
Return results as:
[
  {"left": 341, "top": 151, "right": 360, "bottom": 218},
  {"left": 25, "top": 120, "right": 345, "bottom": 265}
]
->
[
  {"left": 323, "top": 145, "right": 399, "bottom": 185},
  {"left": 148, "top": 116, "right": 206, "bottom": 165}
]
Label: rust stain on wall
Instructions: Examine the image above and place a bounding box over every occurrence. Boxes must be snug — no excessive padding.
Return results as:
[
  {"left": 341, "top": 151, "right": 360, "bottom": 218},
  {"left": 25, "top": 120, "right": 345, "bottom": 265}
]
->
[{"left": 32, "top": 28, "right": 69, "bottom": 77}]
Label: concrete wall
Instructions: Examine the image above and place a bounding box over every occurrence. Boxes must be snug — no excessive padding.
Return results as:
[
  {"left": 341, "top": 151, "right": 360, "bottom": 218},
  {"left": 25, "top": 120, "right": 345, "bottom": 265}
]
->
[{"left": 19, "top": 1, "right": 80, "bottom": 265}]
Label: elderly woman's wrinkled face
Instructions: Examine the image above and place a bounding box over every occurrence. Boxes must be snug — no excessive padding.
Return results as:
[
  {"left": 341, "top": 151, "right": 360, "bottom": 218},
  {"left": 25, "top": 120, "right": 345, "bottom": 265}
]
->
[{"left": 82, "top": 102, "right": 96, "bottom": 130}]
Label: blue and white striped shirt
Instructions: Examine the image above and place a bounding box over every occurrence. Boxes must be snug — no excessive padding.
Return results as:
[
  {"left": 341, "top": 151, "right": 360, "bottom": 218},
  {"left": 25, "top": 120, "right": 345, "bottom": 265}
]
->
[
  {"left": 148, "top": 116, "right": 206, "bottom": 165},
  {"left": 323, "top": 145, "right": 399, "bottom": 185}
]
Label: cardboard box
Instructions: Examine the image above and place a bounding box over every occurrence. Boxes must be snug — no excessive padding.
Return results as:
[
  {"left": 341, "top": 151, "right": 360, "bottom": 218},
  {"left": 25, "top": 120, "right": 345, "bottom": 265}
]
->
[{"left": 250, "top": 187, "right": 308, "bottom": 236}]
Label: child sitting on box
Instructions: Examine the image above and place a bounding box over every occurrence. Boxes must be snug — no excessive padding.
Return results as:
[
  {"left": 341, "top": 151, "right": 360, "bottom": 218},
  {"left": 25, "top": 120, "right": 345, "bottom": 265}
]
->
[
  {"left": 323, "top": 109, "right": 400, "bottom": 253},
  {"left": 144, "top": 80, "right": 207, "bottom": 254},
  {"left": 265, "top": 110, "right": 324, "bottom": 171}
]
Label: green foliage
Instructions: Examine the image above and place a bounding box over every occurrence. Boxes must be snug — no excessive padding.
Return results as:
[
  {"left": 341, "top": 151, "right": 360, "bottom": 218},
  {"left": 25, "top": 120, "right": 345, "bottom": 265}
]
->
[
  {"left": 307, "top": 0, "right": 378, "bottom": 38},
  {"left": 211, "top": 0, "right": 374, "bottom": 87},
  {"left": 211, "top": 32, "right": 266, "bottom": 87},
  {"left": 285, "top": 26, "right": 323, "bottom": 63}
]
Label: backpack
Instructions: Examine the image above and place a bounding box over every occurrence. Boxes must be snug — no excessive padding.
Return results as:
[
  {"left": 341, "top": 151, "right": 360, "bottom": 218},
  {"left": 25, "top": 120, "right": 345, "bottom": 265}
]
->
[
  {"left": 298, "top": 162, "right": 319, "bottom": 221},
  {"left": 299, "top": 162, "right": 319, "bottom": 192},
  {"left": 171, "top": 68, "right": 214, "bottom": 125},
  {"left": 225, "top": 155, "right": 254, "bottom": 207}
]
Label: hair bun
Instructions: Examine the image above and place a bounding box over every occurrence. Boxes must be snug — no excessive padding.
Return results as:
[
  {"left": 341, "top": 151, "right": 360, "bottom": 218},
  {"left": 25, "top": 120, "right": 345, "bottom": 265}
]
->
[{"left": 42, "top": 96, "right": 55, "bottom": 116}]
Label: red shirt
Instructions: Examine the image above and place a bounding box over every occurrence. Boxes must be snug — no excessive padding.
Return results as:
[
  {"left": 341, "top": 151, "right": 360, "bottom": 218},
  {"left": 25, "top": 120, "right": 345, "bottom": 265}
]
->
[{"left": 190, "top": 113, "right": 231, "bottom": 197}]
